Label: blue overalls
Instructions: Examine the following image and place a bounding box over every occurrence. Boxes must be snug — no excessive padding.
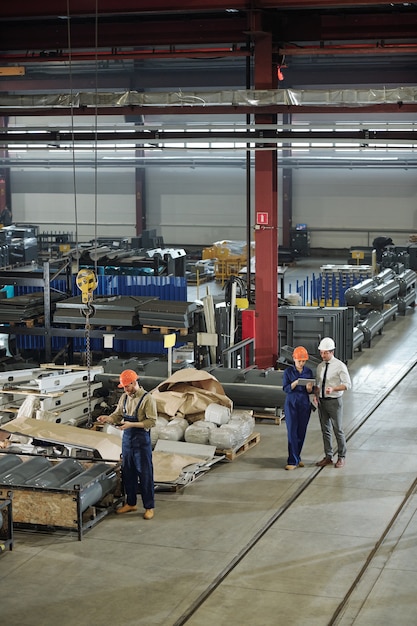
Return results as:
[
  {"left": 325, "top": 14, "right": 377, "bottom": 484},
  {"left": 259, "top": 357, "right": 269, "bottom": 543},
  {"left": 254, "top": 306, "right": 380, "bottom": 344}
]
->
[
  {"left": 121, "top": 393, "right": 155, "bottom": 510},
  {"left": 283, "top": 365, "right": 313, "bottom": 466}
]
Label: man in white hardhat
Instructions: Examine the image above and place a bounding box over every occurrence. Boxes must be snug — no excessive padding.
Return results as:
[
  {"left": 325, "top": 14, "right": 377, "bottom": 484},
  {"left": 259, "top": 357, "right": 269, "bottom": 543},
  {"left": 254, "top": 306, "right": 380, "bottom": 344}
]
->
[{"left": 315, "top": 337, "right": 352, "bottom": 468}]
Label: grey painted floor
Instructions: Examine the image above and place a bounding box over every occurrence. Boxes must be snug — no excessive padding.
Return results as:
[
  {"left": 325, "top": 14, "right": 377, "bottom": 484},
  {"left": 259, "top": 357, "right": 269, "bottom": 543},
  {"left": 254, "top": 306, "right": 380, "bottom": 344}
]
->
[{"left": 1, "top": 256, "right": 417, "bottom": 626}]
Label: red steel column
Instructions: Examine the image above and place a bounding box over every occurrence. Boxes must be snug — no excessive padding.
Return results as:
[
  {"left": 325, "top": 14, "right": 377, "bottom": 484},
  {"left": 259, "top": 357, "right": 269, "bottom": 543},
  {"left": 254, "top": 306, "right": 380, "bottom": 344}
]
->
[{"left": 253, "top": 32, "right": 278, "bottom": 368}]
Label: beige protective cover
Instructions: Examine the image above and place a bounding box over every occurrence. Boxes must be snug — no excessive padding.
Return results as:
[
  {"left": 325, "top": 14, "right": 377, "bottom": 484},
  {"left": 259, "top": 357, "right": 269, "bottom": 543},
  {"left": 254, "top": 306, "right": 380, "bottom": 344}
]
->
[
  {"left": 151, "top": 368, "right": 233, "bottom": 422},
  {"left": 1, "top": 416, "right": 122, "bottom": 461},
  {"left": 153, "top": 451, "right": 206, "bottom": 483}
]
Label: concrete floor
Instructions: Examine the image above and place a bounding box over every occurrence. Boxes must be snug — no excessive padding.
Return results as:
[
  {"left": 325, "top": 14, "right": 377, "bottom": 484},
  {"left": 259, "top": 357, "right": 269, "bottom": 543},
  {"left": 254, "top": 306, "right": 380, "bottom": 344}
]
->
[{"left": 1, "top": 257, "right": 417, "bottom": 626}]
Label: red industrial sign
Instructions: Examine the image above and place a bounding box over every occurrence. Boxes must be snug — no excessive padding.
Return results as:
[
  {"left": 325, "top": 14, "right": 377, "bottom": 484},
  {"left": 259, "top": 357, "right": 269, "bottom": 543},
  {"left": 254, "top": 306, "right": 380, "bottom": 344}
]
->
[{"left": 256, "top": 212, "right": 268, "bottom": 225}]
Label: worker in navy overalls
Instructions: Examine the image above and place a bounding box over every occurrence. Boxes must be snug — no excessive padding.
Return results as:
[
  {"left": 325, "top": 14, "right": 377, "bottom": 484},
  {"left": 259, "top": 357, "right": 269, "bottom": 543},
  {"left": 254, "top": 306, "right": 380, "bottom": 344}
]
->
[
  {"left": 97, "top": 369, "right": 157, "bottom": 519},
  {"left": 282, "top": 346, "right": 314, "bottom": 470}
]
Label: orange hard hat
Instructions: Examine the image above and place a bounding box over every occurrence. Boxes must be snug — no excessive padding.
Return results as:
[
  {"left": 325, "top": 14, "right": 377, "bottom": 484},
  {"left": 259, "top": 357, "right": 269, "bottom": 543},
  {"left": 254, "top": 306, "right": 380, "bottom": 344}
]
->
[
  {"left": 118, "top": 369, "right": 139, "bottom": 388},
  {"left": 292, "top": 346, "right": 309, "bottom": 360}
]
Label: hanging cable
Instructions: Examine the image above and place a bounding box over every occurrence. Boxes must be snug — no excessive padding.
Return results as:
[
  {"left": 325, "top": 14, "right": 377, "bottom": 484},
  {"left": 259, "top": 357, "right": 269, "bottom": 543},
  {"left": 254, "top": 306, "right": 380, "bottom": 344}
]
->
[
  {"left": 67, "top": 0, "right": 98, "bottom": 427},
  {"left": 93, "top": 0, "right": 99, "bottom": 280},
  {"left": 81, "top": 0, "right": 100, "bottom": 427},
  {"left": 66, "top": 1, "right": 79, "bottom": 274}
]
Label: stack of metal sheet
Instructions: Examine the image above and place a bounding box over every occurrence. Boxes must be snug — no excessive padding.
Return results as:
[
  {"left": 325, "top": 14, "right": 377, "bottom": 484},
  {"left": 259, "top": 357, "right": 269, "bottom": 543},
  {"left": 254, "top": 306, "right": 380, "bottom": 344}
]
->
[
  {"left": 52, "top": 294, "right": 158, "bottom": 327},
  {"left": 138, "top": 300, "right": 200, "bottom": 329},
  {"left": 0, "top": 292, "right": 62, "bottom": 323}
]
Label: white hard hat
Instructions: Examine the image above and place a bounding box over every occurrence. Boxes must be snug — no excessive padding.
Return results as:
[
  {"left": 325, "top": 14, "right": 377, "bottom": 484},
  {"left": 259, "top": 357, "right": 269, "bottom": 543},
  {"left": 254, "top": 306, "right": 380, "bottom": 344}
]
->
[{"left": 318, "top": 337, "right": 335, "bottom": 351}]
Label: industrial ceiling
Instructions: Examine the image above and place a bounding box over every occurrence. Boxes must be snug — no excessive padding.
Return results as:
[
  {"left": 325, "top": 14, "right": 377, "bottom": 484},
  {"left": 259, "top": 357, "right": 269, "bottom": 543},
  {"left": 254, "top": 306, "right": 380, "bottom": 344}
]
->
[
  {"left": 0, "top": 1, "right": 415, "bottom": 167},
  {"left": 0, "top": 1, "right": 416, "bottom": 116}
]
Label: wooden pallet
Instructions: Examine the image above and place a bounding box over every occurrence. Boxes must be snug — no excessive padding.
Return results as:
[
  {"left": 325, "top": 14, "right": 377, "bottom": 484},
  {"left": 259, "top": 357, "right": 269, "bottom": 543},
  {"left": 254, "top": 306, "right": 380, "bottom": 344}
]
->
[
  {"left": 9, "top": 315, "right": 45, "bottom": 328},
  {"left": 216, "top": 432, "right": 260, "bottom": 461},
  {"left": 142, "top": 325, "right": 189, "bottom": 336},
  {"left": 254, "top": 411, "right": 283, "bottom": 425}
]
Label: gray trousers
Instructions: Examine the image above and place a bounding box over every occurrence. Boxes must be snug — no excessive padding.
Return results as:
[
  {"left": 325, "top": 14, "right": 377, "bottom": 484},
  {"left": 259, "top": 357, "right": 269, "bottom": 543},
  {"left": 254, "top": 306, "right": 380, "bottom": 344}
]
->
[{"left": 318, "top": 397, "right": 347, "bottom": 458}]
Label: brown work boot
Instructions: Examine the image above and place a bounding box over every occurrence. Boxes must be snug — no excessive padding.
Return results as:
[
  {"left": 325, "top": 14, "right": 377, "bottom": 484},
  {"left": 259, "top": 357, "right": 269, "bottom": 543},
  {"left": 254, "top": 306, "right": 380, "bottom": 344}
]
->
[
  {"left": 143, "top": 509, "right": 154, "bottom": 520},
  {"left": 116, "top": 504, "right": 138, "bottom": 514},
  {"left": 316, "top": 457, "right": 333, "bottom": 467}
]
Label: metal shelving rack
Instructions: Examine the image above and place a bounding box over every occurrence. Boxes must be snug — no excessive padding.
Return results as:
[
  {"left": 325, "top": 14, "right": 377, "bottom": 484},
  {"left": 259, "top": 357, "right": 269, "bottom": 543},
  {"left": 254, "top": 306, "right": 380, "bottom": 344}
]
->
[
  {"left": 0, "top": 259, "right": 72, "bottom": 361},
  {"left": 0, "top": 261, "right": 197, "bottom": 362}
]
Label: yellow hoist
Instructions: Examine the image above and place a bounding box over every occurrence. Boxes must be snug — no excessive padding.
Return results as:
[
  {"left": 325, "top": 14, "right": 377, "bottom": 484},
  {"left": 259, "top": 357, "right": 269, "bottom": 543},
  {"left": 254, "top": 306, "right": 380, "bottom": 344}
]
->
[{"left": 76, "top": 269, "right": 98, "bottom": 427}]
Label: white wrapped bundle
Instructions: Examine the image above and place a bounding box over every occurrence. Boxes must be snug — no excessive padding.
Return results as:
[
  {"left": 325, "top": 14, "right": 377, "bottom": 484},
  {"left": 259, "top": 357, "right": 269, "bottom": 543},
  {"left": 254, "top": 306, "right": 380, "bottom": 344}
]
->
[
  {"left": 205, "top": 403, "right": 231, "bottom": 425},
  {"left": 229, "top": 410, "right": 255, "bottom": 440},
  {"left": 184, "top": 420, "right": 217, "bottom": 445},
  {"left": 150, "top": 416, "right": 169, "bottom": 447},
  {"left": 169, "top": 417, "right": 189, "bottom": 433},
  {"left": 158, "top": 422, "right": 185, "bottom": 441},
  {"left": 209, "top": 423, "right": 242, "bottom": 449}
]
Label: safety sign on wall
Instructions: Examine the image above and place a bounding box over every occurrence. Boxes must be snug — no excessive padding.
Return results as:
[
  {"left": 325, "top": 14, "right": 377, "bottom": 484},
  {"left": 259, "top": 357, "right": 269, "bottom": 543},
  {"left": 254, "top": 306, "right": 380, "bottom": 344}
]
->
[{"left": 256, "top": 212, "right": 269, "bottom": 225}]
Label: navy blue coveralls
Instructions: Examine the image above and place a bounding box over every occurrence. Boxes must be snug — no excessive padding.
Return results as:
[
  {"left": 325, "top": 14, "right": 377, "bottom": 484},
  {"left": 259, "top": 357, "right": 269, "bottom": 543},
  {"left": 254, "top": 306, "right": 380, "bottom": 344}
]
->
[
  {"left": 282, "top": 364, "right": 314, "bottom": 466},
  {"left": 121, "top": 393, "right": 155, "bottom": 510}
]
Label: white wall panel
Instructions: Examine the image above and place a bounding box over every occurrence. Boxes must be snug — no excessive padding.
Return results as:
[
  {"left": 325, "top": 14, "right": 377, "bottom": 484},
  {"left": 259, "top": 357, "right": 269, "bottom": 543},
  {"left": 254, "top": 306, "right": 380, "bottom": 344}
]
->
[
  {"left": 292, "top": 169, "right": 417, "bottom": 249},
  {"left": 146, "top": 167, "right": 251, "bottom": 245},
  {"left": 8, "top": 160, "right": 417, "bottom": 250},
  {"left": 11, "top": 167, "right": 136, "bottom": 242}
]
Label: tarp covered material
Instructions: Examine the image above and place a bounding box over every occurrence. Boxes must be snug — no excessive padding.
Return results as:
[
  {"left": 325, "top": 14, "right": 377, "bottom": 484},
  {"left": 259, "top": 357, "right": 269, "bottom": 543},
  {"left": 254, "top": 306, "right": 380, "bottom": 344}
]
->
[
  {"left": 1, "top": 417, "right": 122, "bottom": 461},
  {"left": 1, "top": 87, "right": 417, "bottom": 109},
  {"left": 152, "top": 440, "right": 219, "bottom": 485},
  {"left": 153, "top": 450, "right": 209, "bottom": 483},
  {"left": 152, "top": 368, "right": 233, "bottom": 422}
]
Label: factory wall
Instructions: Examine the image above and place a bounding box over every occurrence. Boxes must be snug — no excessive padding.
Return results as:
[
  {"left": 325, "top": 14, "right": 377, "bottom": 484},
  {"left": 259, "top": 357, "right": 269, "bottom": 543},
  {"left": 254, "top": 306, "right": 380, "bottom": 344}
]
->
[
  {"left": 11, "top": 167, "right": 136, "bottom": 242},
  {"left": 10, "top": 163, "right": 417, "bottom": 248},
  {"left": 292, "top": 168, "right": 417, "bottom": 250},
  {"left": 145, "top": 166, "right": 254, "bottom": 246},
  {"left": 6, "top": 114, "right": 417, "bottom": 249}
]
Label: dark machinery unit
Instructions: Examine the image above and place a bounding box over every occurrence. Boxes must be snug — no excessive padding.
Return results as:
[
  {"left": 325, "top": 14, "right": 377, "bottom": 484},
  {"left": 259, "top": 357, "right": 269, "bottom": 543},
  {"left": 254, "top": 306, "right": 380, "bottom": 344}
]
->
[
  {"left": 278, "top": 305, "right": 355, "bottom": 363},
  {"left": 290, "top": 229, "right": 310, "bottom": 257},
  {"left": 407, "top": 244, "right": 417, "bottom": 271},
  {"left": 7, "top": 227, "right": 38, "bottom": 265}
]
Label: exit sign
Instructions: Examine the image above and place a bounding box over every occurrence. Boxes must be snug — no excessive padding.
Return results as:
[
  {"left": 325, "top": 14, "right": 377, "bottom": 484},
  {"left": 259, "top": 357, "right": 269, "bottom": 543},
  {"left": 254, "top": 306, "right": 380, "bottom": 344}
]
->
[{"left": 256, "top": 212, "right": 268, "bottom": 225}]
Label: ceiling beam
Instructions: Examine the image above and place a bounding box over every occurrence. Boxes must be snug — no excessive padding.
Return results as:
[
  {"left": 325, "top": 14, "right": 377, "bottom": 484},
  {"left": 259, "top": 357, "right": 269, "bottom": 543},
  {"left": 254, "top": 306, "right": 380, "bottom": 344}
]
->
[
  {"left": 0, "top": 1, "right": 413, "bottom": 20},
  {"left": 2, "top": 128, "right": 416, "bottom": 145},
  {"left": 0, "top": 8, "right": 416, "bottom": 53}
]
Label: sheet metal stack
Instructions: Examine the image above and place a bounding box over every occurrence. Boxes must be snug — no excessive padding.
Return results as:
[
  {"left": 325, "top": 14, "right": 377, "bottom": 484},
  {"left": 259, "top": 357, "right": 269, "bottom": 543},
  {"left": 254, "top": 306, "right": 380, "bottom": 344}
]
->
[
  {"left": 53, "top": 295, "right": 200, "bottom": 331},
  {"left": 52, "top": 295, "right": 158, "bottom": 327},
  {"left": 0, "top": 292, "right": 62, "bottom": 323},
  {"left": 138, "top": 300, "right": 199, "bottom": 330}
]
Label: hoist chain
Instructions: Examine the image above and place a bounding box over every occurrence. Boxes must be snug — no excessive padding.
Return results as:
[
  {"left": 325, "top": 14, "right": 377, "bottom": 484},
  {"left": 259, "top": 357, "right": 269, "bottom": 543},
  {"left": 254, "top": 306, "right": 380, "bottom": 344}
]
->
[
  {"left": 76, "top": 269, "right": 98, "bottom": 429},
  {"left": 84, "top": 303, "right": 94, "bottom": 428}
]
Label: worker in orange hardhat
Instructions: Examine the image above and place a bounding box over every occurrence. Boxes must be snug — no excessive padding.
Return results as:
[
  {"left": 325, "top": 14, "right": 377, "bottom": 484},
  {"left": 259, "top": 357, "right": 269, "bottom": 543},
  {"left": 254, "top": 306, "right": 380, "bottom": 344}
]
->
[
  {"left": 282, "top": 346, "right": 315, "bottom": 470},
  {"left": 97, "top": 369, "right": 157, "bottom": 519}
]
